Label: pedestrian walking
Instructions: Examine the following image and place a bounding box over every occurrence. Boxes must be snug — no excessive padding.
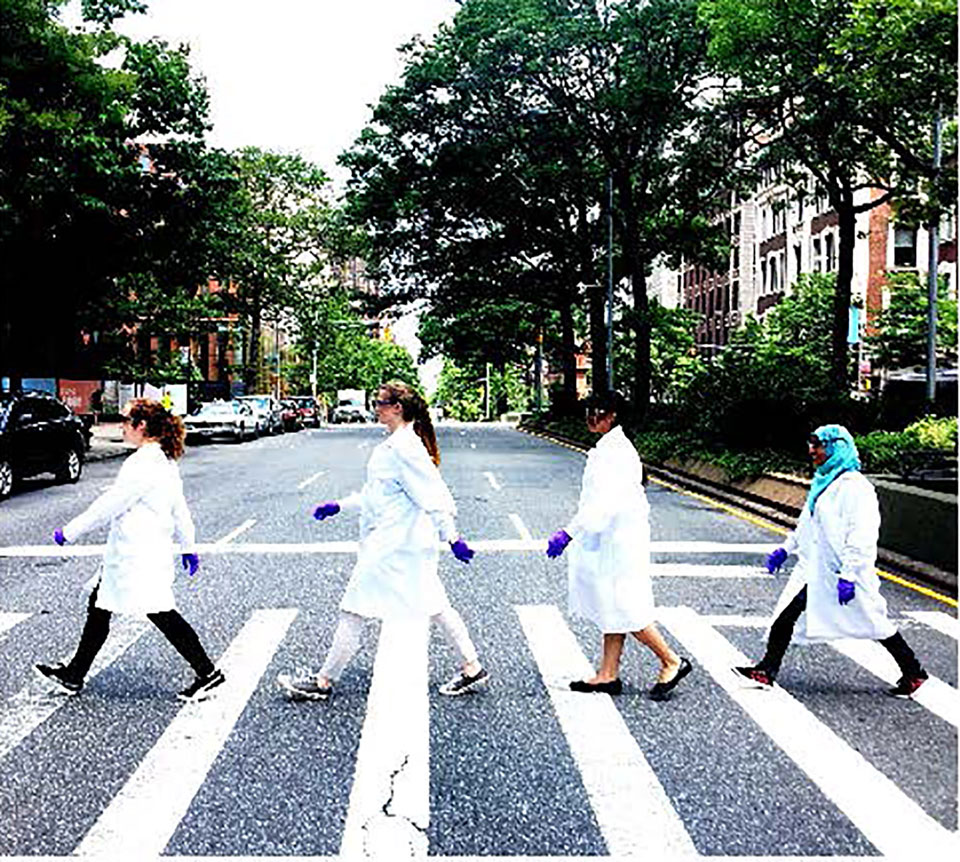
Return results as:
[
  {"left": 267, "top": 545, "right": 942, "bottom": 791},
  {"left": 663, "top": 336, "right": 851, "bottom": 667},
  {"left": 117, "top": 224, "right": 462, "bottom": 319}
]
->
[
  {"left": 36, "top": 398, "right": 224, "bottom": 702},
  {"left": 278, "top": 380, "right": 487, "bottom": 701},
  {"left": 546, "top": 391, "right": 692, "bottom": 700},
  {"left": 733, "top": 424, "right": 928, "bottom": 696}
]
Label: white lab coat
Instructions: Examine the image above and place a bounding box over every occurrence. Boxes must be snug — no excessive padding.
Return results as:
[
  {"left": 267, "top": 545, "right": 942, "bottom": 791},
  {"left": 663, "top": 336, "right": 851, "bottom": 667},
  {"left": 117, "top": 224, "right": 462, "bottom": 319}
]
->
[
  {"left": 565, "top": 425, "right": 655, "bottom": 633},
  {"left": 771, "top": 472, "right": 896, "bottom": 642},
  {"left": 338, "top": 423, "right": 458, "bottom": 620},
  {"left": 63, "top": 442, "right": 196, "bottom": 617}
]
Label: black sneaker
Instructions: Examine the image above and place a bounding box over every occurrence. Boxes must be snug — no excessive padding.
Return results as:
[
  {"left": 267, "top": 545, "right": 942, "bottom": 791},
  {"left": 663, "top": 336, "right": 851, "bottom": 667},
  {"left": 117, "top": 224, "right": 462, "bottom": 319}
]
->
[
  {"left": 277, "top": 671, "right": 332, "bottom": 701},
  {"left": 178, "top": 668, "right": 225, "bottom": 702},
  {"left": 438, "top": 667, "right": 490, "bottom": 696},
  {"left": 732, "top": 666, "right": 774, "bottom": 689},
  {"left": 35, "top": 663, "right": 82, "bottom": 695},
  {"left": 888, "top": 670, "right": 928, "bottom": 698}
]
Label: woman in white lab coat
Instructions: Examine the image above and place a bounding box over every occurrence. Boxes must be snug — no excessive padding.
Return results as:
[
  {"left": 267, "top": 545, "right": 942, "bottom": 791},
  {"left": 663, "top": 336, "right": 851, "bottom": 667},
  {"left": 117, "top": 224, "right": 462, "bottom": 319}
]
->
[
  {"left": 547, "top": 391, "right": 692, "bottom": 700},
  {"left": 36, "top": 399, "right": 224, "bottom": 703},
  {"left": 734, "top": 424, "right": 927, "bottom": 696},
  {"left": 278, "top": 380, "right": 487, "bottom": 700}
]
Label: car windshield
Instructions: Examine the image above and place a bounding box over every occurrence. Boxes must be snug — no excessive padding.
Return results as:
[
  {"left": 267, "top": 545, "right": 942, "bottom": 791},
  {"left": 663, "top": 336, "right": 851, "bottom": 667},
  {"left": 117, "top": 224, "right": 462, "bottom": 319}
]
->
[
  {"left": 195, "top": 403, "right": 234, "bottom": 416},
  {"left": 242, "top": 397, "right": 269, "bottom": 409}
]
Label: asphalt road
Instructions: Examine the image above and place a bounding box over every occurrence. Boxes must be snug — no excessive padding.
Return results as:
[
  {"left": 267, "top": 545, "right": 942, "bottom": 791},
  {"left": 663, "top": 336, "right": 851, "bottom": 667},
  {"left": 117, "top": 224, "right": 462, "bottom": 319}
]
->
[{"left": 0, "top": 423, "right": 956, "bottom": 859}]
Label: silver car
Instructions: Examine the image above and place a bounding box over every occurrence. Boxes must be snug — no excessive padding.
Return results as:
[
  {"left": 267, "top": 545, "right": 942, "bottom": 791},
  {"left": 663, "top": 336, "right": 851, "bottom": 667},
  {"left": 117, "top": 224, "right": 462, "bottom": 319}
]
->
[
  {"left": 236, "top": 395, "right": 284, "bottom": 435},
  {"left": 184, "top": 401, "right": 257, "bottom": 443}
]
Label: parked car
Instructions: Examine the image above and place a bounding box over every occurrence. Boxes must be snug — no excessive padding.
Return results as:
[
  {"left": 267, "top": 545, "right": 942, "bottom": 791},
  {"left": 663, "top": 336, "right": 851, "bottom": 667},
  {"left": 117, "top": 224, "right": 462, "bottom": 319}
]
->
[
  {"left": 288, "top": 395, "right": 321, "bottom": 428},
  {"left": 0, "top": 390, "right": 90, "bottom": 500},
  {"left": 279, "top": 400, "right": 303, "bottom": 432},
  {"left": 331, "top": 401, "right": 373, "bottom": 424},
  {"left": 184, "top": 400, "right": 257, "bottom": 444},
  {"left": 236, "top": 395, "right": 284, "bottom": 435}
]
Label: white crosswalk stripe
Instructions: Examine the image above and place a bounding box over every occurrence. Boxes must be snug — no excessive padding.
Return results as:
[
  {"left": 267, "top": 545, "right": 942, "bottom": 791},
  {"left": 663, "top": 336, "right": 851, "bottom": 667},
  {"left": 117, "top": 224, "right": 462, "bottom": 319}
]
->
[
  {"left": 657, "top": 605, "right": 956, "bottom": 859},
  {"left": 0, "top": 617, "right": 147, "bottom": 764},
  {"left": 73, "top": 608, "right": 297, "bottom": 858},
  {"left": 516, "top": 604, "right": 698, "bottom": 857},
  {"left": 904, "top": 610, "right": 960, "bottom": 640},
  {"left": 0, "top": 611, "right": 30, "bottom": 642}
]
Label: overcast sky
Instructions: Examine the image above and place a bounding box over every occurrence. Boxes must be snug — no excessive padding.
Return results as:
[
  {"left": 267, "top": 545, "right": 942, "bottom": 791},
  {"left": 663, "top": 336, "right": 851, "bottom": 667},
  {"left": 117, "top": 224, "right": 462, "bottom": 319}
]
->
[{"left": 102, "top": 0, "right": 458, "bottom": 188}]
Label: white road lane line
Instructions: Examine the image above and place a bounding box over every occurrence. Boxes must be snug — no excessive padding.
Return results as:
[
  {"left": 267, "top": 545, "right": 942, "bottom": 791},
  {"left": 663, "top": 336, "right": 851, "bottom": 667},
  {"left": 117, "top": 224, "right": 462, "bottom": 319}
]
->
[
  {"left": 213, "top": 519, "right": 257, "bottom": 546},
  {"left": 515, "top": 604, "right": 698, "bottom": 857},
  {"left": 296, "top": 470, "right": 325, "bottom": 490},
  {"left": 0, "top": 618, "right": 147, "bottom": 764},
  {"left": 657, "top": 606, "right": 956, "bottom": 858},
  {"left": 904, "top": 610, "right": 960, "bottom": 640},
  {"left": 340, "top": 619, "right": 429, "bottom": 857},
  {"left": 508, "top": 513, "right": 533, "bottom": 541},
  {"left": 74, "top": 608, "right": 297, "bottom": 858},
  {"left": 484, "top": 471, "right": 502, "bottom": 491},
  {"left": 0, "top": 612, "right": 31, "bottom": 641},
  {"left": 653, "top": 564, "right": 769, "bottom": 579},
  {"left": 703, "top": 613, "right": 959, "bottom": 728}
]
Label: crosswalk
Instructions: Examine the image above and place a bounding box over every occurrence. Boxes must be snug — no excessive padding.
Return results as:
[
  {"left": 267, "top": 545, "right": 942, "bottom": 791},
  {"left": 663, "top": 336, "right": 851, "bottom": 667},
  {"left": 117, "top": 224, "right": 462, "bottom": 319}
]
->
[{"left": 0, "top": 578, "right": 956, "bottom": 857}]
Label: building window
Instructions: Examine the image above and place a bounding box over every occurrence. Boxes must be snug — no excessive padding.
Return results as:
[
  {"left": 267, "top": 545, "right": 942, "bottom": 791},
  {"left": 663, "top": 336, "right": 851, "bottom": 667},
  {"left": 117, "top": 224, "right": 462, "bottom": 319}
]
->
[
  {"left": 812, "top": 237, "right": 822, "bottom": 273},
  {"left": 770, "top": 256, "right": 778, "bottom": 293},
  {"left": 794, "top": 244, "right": 802, "bottom": 277},
  {"left": 894, "top": 226, "right": 918, "bottom": 267},
  {"left": 825, "top": 233, "right": 837, "bottom": 271},
  {"left": 732, "top": 281, "right": 740, "bottom": 310},
  {"left": 761, "top": 259, "right": 768, "bottom": 292}
]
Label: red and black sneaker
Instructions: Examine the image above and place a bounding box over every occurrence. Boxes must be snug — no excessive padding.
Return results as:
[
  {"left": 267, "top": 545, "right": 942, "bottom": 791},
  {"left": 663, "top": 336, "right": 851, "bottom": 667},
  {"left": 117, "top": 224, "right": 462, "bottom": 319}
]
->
[
  {"left": 732, "top": 666, "right": 774, "bottom": 689},
  {"left": 888, "top": 670, "right": 928, "bottom": 698}
]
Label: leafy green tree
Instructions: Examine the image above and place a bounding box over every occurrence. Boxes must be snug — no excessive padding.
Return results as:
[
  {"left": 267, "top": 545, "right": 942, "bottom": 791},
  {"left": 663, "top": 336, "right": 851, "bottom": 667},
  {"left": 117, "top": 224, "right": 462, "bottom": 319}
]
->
[
  {"left": 432, "top": 360, "right": 483, "bottom": 421},
  {"left": 868, "top": 272, "right": 958, "bottom": 370}
]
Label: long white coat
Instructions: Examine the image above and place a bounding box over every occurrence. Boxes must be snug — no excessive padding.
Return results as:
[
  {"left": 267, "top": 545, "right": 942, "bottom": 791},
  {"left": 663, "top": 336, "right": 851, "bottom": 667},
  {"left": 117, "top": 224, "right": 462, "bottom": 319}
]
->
[
  {"left": 565, "top": 425, "right": 655, "bottom": 633},
  {"left": 771, "top": 472, "right": 896, "bottom": 642},
  {"left": 338, "top": 423, "right": 458, "bottom": 620},
  {"left": 63, "top": 442, "right": 196, "bottom": 617}
]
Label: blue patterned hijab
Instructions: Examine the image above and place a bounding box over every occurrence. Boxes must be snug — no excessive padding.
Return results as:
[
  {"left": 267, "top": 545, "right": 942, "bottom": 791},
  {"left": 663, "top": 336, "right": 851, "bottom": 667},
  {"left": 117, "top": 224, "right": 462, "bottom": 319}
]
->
[{"left": 807, "top": 424, "right": 861, "bottom": 513}]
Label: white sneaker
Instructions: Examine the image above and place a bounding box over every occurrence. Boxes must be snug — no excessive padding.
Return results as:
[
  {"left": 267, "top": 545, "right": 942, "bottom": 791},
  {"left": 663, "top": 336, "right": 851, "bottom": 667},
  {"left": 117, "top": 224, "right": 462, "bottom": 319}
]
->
[
  {"left": 277, "top": 671, "right": 331, "bottom": 701},
  {"left": 438, "top": 667, "right": 490, "bottom": 696}
]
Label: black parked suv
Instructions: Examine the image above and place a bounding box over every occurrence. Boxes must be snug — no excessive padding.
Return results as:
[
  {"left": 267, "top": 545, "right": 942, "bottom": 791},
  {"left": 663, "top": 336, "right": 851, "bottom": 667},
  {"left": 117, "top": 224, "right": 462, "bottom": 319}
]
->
[{"left": 0, "top": 391, "right": 90, "bottom": 500}]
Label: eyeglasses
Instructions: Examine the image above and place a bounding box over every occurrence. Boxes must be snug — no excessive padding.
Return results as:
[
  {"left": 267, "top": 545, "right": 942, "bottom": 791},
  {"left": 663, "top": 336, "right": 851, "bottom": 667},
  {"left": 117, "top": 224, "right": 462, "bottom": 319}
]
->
[{"left": 373, "top": 399, "right": 397, "bottom": 408}]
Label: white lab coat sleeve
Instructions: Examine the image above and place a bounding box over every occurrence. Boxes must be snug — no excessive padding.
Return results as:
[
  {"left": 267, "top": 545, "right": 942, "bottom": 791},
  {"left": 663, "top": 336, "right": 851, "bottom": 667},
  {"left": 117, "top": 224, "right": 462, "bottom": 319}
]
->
[
  {"left": 836, "top": 481, "right": 880, "bottom": 585},
  {"left": 62, "top": 461, "right": 152, "bottom": 543},
  {"left": 393, "top": 443, "right": 458, "bottom": 542},
  {"left": 339, "top": 490, "right": 364, "bottom": 511},
  {"left": 782, "top": 508, "right": 809, "bottom": 555},
  {"left": 171, "top": 477, "right": 196, "bottom": 553},
  {"left": 565, "top": 459, "right": 619, "bottom": 537}
]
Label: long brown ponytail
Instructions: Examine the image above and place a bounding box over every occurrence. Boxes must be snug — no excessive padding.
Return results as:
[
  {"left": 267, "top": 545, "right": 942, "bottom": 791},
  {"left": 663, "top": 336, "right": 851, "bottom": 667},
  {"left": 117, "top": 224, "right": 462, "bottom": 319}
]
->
[
  {"left": 380, "top": 380, "right": 440, "bottom": 466},
  {"left": 125, "top": 398, "right": 186, "bottom": 460}
]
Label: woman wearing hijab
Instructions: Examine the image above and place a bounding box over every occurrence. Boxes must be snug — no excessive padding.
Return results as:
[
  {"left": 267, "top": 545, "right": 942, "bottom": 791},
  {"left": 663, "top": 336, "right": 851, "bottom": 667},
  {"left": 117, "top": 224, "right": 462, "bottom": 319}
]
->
[
  {"left": 733, "top": 424, "right": 927, "bottom": 696},
  {"left": 37, "top": 398, "right": 224, "bottom": 702},
  {"left": 546, "top": 391, "right": 692, "bottom": 701},
  {"left": 278, "top": 380, "right": 487, "bottom": 700}
]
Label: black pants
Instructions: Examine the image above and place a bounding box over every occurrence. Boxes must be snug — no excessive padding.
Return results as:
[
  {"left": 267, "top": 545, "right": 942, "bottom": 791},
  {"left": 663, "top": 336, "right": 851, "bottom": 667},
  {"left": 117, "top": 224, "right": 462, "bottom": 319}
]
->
[
  {"left": 63, "top": 586, "right": 215, "bottom": 683},
  {"left": 757, "top": 586, "right": 923, "bottom": 680}
]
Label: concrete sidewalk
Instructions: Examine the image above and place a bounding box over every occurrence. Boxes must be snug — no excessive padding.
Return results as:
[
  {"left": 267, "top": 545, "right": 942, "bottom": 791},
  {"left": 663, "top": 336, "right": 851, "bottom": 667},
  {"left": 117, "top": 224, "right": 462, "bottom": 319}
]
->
[{"left": 85, "top": 423, "right": 134, "bottom": 463}]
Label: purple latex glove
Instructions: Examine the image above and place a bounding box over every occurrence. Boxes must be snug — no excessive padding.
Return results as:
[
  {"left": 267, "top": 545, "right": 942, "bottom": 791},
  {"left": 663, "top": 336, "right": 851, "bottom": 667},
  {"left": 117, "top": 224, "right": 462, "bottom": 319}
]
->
[
  {"left": 546, "top": 529, "right": 572, "bottom": 558},
  {"left": 766, "top": 547, "right": 788, "bottom": 573},
  {"left": 450, "top": 538, "right": 474, "bottom": 563},
  {"left": 313, "top": 501, "right": 341, "bottom": 521},
  {"left": 837, "top": 577, "right": 856, "bottom": 605},
  {"left": 53, "top": 528, "right": 66, "bottom": 547},
  {"left": 181, "top": 553, "right": 200, "bottom": 576}
]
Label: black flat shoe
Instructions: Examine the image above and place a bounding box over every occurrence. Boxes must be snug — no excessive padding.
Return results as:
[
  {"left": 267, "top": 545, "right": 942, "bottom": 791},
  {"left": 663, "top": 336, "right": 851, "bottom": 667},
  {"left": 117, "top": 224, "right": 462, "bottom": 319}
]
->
[
  {"left": 569, "top": 678, "right": 622, "bottom": 695},
  {"left": 648, "top": 657, "right": 693, "bottom": 701}
]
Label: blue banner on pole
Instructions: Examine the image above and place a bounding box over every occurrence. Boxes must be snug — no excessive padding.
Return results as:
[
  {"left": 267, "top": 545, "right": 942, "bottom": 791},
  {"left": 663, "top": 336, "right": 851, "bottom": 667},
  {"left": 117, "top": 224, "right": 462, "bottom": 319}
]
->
[{"left": 847, "top": 307, "right": 860, "bottom": 344}]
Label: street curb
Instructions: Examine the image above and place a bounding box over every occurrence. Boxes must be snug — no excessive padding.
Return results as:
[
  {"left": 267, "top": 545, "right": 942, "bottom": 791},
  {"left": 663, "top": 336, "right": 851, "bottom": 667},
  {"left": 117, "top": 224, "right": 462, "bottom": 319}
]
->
[{"left": 518, "top": 424, "right": 958, "bottom": 602}]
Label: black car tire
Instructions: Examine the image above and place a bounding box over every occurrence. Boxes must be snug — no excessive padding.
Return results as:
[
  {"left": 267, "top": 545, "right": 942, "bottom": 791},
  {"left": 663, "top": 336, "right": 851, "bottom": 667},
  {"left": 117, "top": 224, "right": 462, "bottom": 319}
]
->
[
  {"left": 55, "top": 447, "right": 83, "bottom": 484},
  {"left": 0, "top": 458, "right": 13, "bottom": 500}
]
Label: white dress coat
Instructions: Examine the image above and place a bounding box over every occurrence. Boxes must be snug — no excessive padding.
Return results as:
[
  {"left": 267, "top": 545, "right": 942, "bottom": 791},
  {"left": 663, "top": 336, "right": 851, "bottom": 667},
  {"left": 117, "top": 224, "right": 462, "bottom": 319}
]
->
[
  {"left": 338, "top": 423, "right": 458, "bottom": 620},
  {"left": 62, "top": 442, "right": 196, "bottom": 617},
  {"left": 771, "top": 472, "right": 896, "bottom": 642},
  {"left": 564, "top": 425, "right": 656, "bottom": 633}
]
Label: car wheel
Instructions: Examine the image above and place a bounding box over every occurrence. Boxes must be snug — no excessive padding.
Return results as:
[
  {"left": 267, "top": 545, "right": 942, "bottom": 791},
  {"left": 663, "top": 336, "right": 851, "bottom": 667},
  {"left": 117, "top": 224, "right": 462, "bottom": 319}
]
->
[
  {"left": 0, "top": 458, "right": 13, "bottom": 499},
  {"left": 55, "top": 448, "right": 83, "bottom": 484}
]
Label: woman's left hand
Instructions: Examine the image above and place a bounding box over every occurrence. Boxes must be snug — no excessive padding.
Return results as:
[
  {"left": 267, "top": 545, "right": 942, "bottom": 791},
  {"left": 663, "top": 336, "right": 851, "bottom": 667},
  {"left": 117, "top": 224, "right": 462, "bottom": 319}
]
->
[
  {"left": 181, "top": 553, "right": 200, "bottom": 576},
  {"left": 450, "top": 538, "right": 475, "bottom": 563}
]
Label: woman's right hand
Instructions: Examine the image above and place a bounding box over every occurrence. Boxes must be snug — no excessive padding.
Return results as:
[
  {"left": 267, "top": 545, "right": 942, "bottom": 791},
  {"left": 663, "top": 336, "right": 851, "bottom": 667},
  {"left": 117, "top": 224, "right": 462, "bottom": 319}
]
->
[{"left": 313, "top": 501, "right": 341, "bottom": 521}]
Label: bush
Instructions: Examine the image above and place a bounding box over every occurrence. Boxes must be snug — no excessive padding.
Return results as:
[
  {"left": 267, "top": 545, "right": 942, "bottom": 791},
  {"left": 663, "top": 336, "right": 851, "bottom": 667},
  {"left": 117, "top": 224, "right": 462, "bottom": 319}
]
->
[{"left": 854, "top": 417, "right": 957, "bottom": 474}]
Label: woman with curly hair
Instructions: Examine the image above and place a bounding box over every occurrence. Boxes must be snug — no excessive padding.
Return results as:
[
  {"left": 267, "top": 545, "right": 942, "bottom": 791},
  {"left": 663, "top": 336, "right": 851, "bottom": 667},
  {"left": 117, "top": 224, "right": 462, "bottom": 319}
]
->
[
  {"left": 279, "top": 380, "right": 487, "bottom": 700},
  {"left": 37, "top": 398, "right": 224, "bottom": 703}
]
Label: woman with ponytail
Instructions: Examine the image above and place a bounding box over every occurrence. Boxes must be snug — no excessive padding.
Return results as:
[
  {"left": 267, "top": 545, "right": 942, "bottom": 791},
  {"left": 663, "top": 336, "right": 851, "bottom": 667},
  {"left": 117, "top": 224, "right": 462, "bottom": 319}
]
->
[
  {"left": 37, "top": 399, "right": 224, "bottom": 703},
  {"left": 279, "top": 380, "right": 488, "bottom": 700}
]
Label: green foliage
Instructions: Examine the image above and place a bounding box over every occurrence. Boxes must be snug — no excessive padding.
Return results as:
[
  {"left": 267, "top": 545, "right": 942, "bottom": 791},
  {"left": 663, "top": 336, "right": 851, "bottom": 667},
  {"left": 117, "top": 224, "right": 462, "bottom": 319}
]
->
[
  {"left": 867, "top": 272, "right": 958, "bottom": 369},
  {"left": 904, "top": 415, "right": 958, "bottom": 451},
  {"left": 432, "top": 360, "right": 483, "bottom": 421}
]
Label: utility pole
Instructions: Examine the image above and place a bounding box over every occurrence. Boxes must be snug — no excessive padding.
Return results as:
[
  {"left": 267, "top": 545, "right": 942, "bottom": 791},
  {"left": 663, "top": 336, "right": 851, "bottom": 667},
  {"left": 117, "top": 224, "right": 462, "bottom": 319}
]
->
[
  {"left": 485, "top": 362, "right": 491, "bottom": 420},
  {"left": 926, "top": 109, "right": 942, "bottom": 408},
  {"left": 534, "top": 327, "right": 543, "bottom": 412},
  {"left": 606, "top": 173, "right": 614, "bottom": 390}
]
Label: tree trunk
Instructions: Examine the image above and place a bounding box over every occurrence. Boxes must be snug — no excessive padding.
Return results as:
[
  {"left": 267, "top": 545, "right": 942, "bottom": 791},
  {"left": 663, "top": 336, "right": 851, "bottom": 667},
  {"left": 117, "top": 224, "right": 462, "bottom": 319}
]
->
[
  {"left": 246, "top": 291, "right": 262, "bottom": 392},
  {"left": 832, "top": 190, "right": 856, "bottom": 393},
  {"left": 558, "top": 296, "right": 579, "bottom": 414},
  {"left": 580, "top": 186, "right": 607, "bottom": 394}
]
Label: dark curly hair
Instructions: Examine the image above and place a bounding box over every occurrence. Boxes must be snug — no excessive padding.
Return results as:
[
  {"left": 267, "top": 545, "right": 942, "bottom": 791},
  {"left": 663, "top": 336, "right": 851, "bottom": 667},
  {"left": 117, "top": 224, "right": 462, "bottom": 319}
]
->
[{"left": 124, "top": 398, "right": 186, "bottom": 460}]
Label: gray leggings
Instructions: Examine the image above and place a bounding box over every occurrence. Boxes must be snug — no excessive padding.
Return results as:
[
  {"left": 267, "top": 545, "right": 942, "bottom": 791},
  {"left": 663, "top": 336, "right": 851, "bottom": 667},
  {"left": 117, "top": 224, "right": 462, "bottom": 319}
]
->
[{"left": 319, "top": 606, "right": 479, "bottom": 682}]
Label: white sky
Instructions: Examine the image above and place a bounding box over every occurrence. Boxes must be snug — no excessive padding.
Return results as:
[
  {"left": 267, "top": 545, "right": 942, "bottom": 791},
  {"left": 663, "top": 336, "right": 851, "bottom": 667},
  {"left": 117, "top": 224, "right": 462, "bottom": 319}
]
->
[{"left": 98, "top": 0, "right": 458, "bottom": 188}]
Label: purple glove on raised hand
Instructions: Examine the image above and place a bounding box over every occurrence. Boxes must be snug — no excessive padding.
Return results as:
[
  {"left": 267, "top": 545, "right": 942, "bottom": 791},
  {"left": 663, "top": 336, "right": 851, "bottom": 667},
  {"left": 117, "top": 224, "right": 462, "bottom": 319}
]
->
[
  {"left": 766, "top": 547, "right": 788, "bottom": 573},
  {"left": 313, "top": 501, "right": 341, "bottom": 521},
  {"left": 546, "top": 529, "right": 572, "bottom": 558},
  {"left": 450, "top": 538, "right": 475, "bottom": 563},
  {"left": 837, "top": 577, "right": 856, "bottom": 605},
  {"left": 53, "top": 528, "right": 66, "bottom": 547},
  {"left": 181, "top": 553, "right": 200, "bottom": 576}
]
